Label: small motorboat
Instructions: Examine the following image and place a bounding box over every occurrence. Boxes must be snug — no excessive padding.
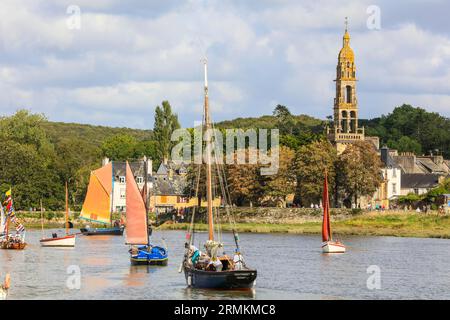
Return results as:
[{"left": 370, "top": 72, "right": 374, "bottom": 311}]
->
[
  {"left": 129, "top": 245, "right": 168, "bottom": 265},
  {"left": 0, "top": 274, "right": 10, "bottom": 300},
  {"left": 40, "top": 234, "right": 76, "bottom": 247}
]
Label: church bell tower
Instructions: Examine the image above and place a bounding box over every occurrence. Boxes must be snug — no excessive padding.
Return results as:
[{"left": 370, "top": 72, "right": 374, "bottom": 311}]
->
[{"left": 328, "top": 19, "right": 365, "bottom": 154}]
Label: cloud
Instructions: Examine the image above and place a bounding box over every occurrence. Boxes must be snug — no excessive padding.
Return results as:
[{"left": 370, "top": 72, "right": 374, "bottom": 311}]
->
[{"left": 0, "top": 0, "right": 448, "bottom": 129}]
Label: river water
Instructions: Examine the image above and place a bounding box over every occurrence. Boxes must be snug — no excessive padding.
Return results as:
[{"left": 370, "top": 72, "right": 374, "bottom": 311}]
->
[{"left": 1, "top": 229, "right": 450, "bottom": 299}]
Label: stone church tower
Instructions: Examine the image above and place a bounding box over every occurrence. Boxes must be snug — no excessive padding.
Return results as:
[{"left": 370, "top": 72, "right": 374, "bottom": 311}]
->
[{"left": 328, "top": 21, "right": 365, "bottom": 154}]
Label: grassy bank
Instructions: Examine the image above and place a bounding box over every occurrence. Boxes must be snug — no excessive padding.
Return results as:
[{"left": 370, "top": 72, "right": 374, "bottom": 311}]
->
[{"left": 158, "top": 211, "right": 450, "bottom": 239}]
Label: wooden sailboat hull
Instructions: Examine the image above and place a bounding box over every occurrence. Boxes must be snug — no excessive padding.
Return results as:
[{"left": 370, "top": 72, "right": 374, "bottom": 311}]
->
[
  {"left": 322, "top": 241, "right": 346, "bottom": 253},
  {"left": 0, "top": 241, "right": 26, "bottom": 250},
  {"left": 80, "top": 226, "right": 124, "bottom": 236},
  {"left": 40, "top": 235, "right": 76, "bottom": 247},
  {"left": 184, "top": 267, "right": 257, "bottom": 289}
]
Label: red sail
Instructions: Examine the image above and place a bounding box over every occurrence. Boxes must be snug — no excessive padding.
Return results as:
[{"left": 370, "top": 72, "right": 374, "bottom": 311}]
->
[
  {"left": 125, "top": 162, "right": 148, "bottom": 245},
  {"left": 322, "top": 171, "right": 332, "bottom": 242}
]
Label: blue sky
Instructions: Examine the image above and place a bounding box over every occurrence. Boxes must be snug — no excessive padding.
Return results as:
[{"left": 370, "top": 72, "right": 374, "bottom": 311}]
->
[{"left": 0, "top": 0, "right": 449, "bottom": 129}]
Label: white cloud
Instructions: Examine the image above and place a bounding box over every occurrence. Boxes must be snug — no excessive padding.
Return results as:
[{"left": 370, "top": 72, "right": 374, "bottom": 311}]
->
[{"left": 0, "top": 0, "right": 448, "bottom": 129}]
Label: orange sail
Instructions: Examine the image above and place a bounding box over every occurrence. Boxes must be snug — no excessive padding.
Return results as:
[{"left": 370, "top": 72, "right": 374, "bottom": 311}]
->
[
  {"left": 80, "top": 162, "right": 112, "bottom": 224},
  {"left": 125, "top": 161, "right": 148, "bottom": 245},
  {"left": 322, "top": 171, "right": 332, "bottom": 242}
]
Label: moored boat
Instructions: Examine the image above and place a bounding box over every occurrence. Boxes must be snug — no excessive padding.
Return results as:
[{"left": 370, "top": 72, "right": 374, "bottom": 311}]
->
[
  {"left": 40, "top": 234, "right": 76, "bottom": 247},
  {"left": 80, "top": 226, "right": 124, "bottom": 235},
  {"left": 322, "top": 171, "right": 346, "bottom": 253},
  {"left": 40, "top": 182, "right": 76, "bottom": 247},
  {"left": 79, "top": 162, "right": 124, "bottom": 236},
  {"left": 181, "top": 59, "right": 257, "bottom": 290},
  {"left": 125, "top": 160, "right": 168, "bottom": 265},
  {"left": 0, "top": 189, "right": 26, "bottom": 250}
]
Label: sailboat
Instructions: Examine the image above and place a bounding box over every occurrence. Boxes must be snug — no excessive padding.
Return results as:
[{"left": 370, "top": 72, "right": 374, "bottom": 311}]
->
[
  {"left": 181, "top": 59, "right": 257, "bottom": 289},
  {"left": 322, "top": 171, "right": 346, "bottom": 253},
  {"left": 79, "top": 162, "right": 124, "bottom": 235},
  {"left": 40, "top": 182, "right": 76, "bottom": 247},
  {"left": 0, "top": 189, "right": 26, "bottom": 250},
  {"left": 0, "top": 274, "right": 10, "bottom": 300},
  {"left": 126, "top": 160, "right": 168, "bottom": 265}
]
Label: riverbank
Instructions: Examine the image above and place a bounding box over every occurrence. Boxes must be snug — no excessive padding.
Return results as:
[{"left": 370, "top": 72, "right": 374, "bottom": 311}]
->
[
  {"left": 158, "top": 211, "right": 450, "bottom": 239},
  {"left": 17, "top": 209, "right": 450, "bottom": 239}
]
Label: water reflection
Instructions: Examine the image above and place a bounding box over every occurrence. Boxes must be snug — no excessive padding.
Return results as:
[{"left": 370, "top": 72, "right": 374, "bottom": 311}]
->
[{"left": 183, "top": 287, "right": 256, "bottom": 300}]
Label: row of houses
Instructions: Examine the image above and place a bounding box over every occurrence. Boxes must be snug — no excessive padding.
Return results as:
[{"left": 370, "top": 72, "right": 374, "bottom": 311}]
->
[
  {"left": 369, "top": 147, "right": 450, "bottom": 208},
  {"left": 104, "top": 157, "right": 220, "bottom": 214}
]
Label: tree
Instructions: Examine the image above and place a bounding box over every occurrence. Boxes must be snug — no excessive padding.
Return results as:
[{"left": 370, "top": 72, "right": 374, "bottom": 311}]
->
[
  {"left": 337, "top": 141, "right": 383, "bottom": 206},
  {"left": 154, "top": 101, "right": 180, "bottom": 162},
  {"left": 365, "top": 104, "right": 450, "bottom": 157},
  {"left": 0, "top": 109, "right": 55, "bottom": 161},
  {"left": 226, "top": 149, "right": 263, "bottom": 206},
  {"left": 0, "top": 141, "right": 61, "bottom": 210},
  {"left": 387, "top": 136, "right": 422, "bottom": 155},
  {"left": 261, "top": 146, "right": 296, "bottom": 207},
  {"left": 101, "top": 134, "right": 138, "bottom": 161},
  {"left": 273, "top": 104, "right": 295, "bottom": 135},
  {"left": 294, "top": 139, "right": 337, "bottom": 207}
]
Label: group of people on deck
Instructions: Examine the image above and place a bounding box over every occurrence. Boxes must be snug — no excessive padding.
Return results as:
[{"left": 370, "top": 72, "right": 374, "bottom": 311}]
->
[{"left": 185, "top": 242, "right": 245, "bottom": 272}]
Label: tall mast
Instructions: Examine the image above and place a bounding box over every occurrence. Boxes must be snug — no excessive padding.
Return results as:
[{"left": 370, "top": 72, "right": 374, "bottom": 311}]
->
[
  {"left": 203, "top": 58, "right": 214, "bottom": 241},
  {"left": 110, "top": 161, "right": 114, "bottom": 227},
  {"left": 40, "top": 199, "right": 44, "bottom": 239},
  {"left": 143, "top": 157, "right": 150, "bottom": 246},
  {"left": 65, "top": 181, "right": 69, "bottom": 235}
]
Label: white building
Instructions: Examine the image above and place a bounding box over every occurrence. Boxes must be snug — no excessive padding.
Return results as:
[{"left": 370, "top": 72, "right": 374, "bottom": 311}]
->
[{"left": 101, "top": 157, "right": 153, "bottom": 212}]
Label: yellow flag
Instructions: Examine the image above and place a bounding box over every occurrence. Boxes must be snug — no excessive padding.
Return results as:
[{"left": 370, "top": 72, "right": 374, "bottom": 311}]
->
[{"left": 5, "top": 188, "right": 11, "bottom": 197}]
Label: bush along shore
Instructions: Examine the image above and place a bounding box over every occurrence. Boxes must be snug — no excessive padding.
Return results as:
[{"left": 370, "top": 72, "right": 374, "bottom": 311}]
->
[{"left": 16, "top": 208, "right": 450, "bottom": 239}]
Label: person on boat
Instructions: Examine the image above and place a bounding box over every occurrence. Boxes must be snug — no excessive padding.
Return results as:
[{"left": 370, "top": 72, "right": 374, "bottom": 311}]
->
[
  {"left": 233, "top": 250, "right": 245, "bottom": 270},
  {"left": 187, "top": 245, "right": 200, "bottom": 266},
  {"left": 206, "top": 258, "right": 223, "bottom": 272},
  {"left": 52, "top": 233, "right": 57, "bottom": 238}
]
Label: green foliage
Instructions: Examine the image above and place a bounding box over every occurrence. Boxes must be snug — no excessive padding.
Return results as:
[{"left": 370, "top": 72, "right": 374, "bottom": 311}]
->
[
  {"left": 364, "top": 104, "right": 450, "bottom": 157},
  {"left": 387, "top": 136, "right": 422, "bottom": 154},
  {"left": 294, "top": 139, "right": 337, "bottom": 206},
  {"left": 337, "top": 141, "right": 383, "bottom": 206},
  {"left": 0, "top": 110, "right": 155, "bottom": 210},
  {"left": 101, "top": 134, "right": 139, "bottom": 160},
  {"left": 398, "top": 193, "right": 424, "bottom": 204},
  {"left": 154, "top": 101, "right": 180, "bottom": 161}
]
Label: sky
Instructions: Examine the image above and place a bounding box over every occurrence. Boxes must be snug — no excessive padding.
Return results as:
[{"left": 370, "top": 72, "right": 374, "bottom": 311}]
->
[{"left": 0, "top": 0, "right": 449, "bottom": 129}]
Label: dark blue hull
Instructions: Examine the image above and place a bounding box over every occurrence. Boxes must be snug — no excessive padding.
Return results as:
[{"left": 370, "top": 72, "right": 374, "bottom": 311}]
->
[
  {"left": 80, "top": 226, "right": 124, "bottom": 236},
  {"left": 184, "top": 267, "right": 257, "bottom": 289}
]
